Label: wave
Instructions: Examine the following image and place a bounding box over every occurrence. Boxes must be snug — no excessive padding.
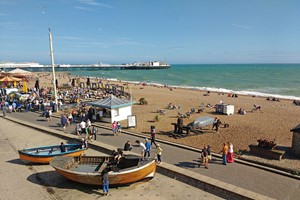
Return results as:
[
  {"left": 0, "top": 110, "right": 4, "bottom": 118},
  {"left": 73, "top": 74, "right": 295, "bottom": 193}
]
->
[{"left": 104, "top": 78, "right": 300, "bottom": 100}]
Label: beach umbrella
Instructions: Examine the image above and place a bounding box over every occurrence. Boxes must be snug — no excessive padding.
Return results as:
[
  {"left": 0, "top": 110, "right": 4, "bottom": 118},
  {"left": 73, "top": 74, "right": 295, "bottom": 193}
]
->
[{"left": 0, "top": 76, "right": 22, "bottom": 82}]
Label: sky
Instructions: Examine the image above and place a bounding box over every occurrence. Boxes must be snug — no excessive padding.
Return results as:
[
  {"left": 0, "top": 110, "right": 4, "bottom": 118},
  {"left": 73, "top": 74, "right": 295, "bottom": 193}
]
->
[{"left": 1, "top": 0, "right": 300, "bottom": 64}]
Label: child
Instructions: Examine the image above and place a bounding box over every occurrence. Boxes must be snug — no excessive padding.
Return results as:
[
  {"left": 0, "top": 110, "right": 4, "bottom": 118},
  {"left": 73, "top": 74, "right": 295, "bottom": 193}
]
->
[
  {"left": 117, "top": 121, "right": 122, "bottom": 134},
  {"left": 156, "top": 144, "right": 163, "bottom": 164}
]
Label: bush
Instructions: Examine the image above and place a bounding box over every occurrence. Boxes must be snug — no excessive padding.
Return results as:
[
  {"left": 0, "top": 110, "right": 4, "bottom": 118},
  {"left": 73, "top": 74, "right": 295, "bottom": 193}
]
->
[
  {"left": 139, "top": 98, "right": 148, "bottom": 105},
  {"left": 154, "top": 114, "right": 160, "bottom": 122}
]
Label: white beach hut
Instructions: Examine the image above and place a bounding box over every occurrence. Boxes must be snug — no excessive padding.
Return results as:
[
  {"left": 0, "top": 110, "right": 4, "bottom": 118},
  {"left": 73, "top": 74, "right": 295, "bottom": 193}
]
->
[{"left": 87, "top": 94, "right": 135, "bottom": 123}]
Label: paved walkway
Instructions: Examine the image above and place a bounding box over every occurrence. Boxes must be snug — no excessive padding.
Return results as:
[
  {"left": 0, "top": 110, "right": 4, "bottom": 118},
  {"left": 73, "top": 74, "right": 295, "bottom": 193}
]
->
[
  {"left": 4, "top": 111, "right": 300, "bottom": 199},
  {"left": 0, "top": 117, "right": 222, "bottom": 200}
]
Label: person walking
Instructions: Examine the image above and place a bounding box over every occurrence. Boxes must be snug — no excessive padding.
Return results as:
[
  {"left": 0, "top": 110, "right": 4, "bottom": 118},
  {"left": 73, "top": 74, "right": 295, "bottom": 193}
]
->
[
  {"left": 227, "top": 142, "right": 234, "bottom": 163},
  {"left": 207, "top": 145, "right": 212, "bottom": 162},
  {"left": 101, "top": 165, "right": 111, "bottom": 196},
  {"left": 112, "top": 121, "right": 117, "bottom": 136},
  {"left": 61, "top": 114, "right": 67, "bottom": 133},
  {"left": 219, "top": 143, "right": 228, "bottom": 165},
  {"left": 201, "top": 145, "right": 209, "bottom": 169},
  {"left": 150, "top": 126, "right": 157, "bottom": 148},
  {"left": 156, "top": 144, "right": 163, "bottom": 164},
  {"left": 212, "top": 117, "right": 218, "bottom": 131},
  {"left": 144, "top": 138, "right": 151, "bottom": 158},
  {"left": 135, "top": 140, "right": 146, "bottom": 161},
  {"left": 117, "top": 121, "right": 122, "bottom": 135}
]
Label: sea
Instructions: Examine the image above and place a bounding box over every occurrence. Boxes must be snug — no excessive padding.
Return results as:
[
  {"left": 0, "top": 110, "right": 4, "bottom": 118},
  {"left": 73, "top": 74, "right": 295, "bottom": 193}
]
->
[{"left": 68, "top": 64, "right": 300, "bottom": 100}]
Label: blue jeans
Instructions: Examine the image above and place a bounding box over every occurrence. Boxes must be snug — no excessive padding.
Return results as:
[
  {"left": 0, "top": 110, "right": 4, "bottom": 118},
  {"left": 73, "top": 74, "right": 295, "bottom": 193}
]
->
[
  {"left": 102, "top": 179, "right": 109, "bottom": 194},
  {"left": 222, "top": 154, "right": 227, "bottom": 165}
]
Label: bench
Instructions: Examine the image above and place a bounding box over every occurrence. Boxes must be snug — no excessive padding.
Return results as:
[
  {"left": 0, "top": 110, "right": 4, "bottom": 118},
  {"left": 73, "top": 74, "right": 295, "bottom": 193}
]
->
[{"left": 94, "top": 161, "right": 108, "bottom": 172}]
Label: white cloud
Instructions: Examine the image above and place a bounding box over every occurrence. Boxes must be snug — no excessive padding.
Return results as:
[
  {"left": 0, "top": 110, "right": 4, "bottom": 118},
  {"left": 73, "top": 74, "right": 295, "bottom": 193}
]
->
[
  {"left": 74, "top": 6, "right": 93, "bottom": 11},
  {"left": 78, "top": 0, "right": 113, "bottom": 8},
  {"left": 231, "top": 24, "right": 252, "bottom": 29}
]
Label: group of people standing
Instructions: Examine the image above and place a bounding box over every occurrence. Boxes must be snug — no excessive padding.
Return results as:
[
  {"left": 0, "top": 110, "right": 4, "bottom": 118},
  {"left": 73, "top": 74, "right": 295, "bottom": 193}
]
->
[{"left": 200, "top": 142, "right": 234, "bottom": 169}]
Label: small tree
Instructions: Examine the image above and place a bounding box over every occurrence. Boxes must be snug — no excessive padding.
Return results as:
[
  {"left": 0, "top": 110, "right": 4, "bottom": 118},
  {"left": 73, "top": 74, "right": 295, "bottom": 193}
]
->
[
  {"left": 139, "top": 97, "right": 148, "bottom": 105},
  {"left": 154, "top": 114, "right": 160, "bottom": 122}
]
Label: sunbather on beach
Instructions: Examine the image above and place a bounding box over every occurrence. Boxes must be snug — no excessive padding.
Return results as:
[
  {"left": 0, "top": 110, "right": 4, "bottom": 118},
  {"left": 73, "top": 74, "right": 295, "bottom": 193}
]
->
[{"left": 253, "top": 105, "right": 263, "bottom": 113}]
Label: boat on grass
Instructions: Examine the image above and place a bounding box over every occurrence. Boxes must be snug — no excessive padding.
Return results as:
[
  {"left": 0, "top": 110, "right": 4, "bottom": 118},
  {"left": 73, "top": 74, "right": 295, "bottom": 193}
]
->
[
  {"left": 18, "top": 144, "right": 86, "bottom": 164},
  {"left": 50, "top": 155, "right": 156, "bottom": 186}
]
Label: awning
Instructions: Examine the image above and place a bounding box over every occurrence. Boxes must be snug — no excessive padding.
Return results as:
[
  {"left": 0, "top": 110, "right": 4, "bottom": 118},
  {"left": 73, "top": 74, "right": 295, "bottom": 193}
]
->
[{"left": 87, "top": 94, "right": 135, "bottom": 109}]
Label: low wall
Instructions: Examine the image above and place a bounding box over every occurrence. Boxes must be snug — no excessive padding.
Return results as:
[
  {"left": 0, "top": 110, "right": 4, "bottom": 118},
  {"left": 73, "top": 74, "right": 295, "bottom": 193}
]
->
[{"left": 249, "top": 145, "right": 285, "bottom": 160}]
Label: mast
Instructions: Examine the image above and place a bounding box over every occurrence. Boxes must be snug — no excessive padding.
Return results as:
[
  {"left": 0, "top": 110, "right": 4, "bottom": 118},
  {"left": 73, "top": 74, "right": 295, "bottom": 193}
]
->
[{"left": 48, "top": 28, "right": 58, "bottom": 111}]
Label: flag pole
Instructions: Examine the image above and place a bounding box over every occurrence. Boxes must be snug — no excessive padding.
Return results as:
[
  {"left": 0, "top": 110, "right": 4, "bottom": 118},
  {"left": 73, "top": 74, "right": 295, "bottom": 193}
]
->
[{"left": 48, "top": 28, "right": 58, "bottom": 111}]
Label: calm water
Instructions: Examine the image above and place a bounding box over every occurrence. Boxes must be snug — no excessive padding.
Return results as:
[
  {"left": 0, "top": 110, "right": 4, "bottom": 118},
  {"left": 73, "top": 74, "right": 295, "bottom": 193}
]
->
[{"left": 70, "top": 64, "right": 300, "bottom": 100}]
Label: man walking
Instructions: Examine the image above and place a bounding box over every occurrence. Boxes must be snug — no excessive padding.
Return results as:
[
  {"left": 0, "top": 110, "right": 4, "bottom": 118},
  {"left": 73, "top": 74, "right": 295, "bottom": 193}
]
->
[
  {"left": 150, "top": 126, "right": 157, "bottom": 148},
  {"left": 219, "top": 143, "right": 228, "bottom": 165}
]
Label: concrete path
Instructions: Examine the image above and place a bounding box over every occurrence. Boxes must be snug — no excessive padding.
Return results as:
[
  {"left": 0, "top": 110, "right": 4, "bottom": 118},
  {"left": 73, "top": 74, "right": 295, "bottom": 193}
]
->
[
  {"left": 0, "top": 117, "right": 222, "bottom": 200},
  {"left": 4, "top": 111, "right": 300, "bottom": 199}
]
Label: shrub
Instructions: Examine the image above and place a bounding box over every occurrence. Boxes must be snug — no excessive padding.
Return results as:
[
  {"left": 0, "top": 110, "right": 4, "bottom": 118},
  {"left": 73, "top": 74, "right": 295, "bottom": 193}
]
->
[{"left": 154, "top": 114, "right": 160, "bottom": 122}]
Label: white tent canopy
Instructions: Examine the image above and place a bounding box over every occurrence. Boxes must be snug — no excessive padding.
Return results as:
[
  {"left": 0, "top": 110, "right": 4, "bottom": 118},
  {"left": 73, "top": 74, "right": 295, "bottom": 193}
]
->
[
  {"left": 7, "top": 68, "right": 32, "bottom": 74},
  {"left": 87, "top": 94, "right": 134, "bottom": 109},
  {"left": 87, "top": 94, "right": 135, "bottom": 123}
]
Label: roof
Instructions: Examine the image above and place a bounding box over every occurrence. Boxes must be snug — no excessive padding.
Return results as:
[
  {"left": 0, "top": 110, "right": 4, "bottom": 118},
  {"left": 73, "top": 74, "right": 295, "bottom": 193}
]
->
[
  {"left": 87, "top": 94, "right": 134, "bottom": 109},
  {"left": 290, "top": 124, "right": 300, "bottom": 133},
  {"left": 7, "top": 68, "right": 32, "bottom": 74}
]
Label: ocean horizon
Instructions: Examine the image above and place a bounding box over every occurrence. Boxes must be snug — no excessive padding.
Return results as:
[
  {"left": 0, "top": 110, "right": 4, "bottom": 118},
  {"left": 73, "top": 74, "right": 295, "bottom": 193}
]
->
[{"left": 67, "top": 63, "right": 300, "bottom": 101}]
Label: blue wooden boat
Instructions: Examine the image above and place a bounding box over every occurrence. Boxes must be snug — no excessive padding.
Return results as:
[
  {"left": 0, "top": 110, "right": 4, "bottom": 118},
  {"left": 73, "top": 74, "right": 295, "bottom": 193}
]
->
[{"left": 18, "top": 144, "right": 86, "bottom": 164}]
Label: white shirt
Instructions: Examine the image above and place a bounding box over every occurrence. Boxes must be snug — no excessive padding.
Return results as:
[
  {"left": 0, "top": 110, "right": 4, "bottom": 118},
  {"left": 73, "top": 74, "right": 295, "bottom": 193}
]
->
[{"left": 80, "top": 121, "right": 86, "bottom": 129}]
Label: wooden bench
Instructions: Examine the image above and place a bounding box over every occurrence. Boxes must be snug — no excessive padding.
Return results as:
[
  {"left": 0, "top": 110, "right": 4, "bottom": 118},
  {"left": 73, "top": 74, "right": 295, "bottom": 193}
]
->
[{"left": 94, "top": 161, "right": 108, "bottom": 172}]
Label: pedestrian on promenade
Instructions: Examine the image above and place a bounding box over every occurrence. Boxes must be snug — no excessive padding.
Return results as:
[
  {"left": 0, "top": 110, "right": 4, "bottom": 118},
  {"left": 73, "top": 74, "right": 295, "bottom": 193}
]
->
[
  {"left": 207, "top": 145, "right": 212, "bottom": 161},
  {"left": 61, "top": 114, "right": 67, "bottom": 133},
  {"left": 144, "top": 138, "right": 151, "bottom": 158},
  {"left": 81, "top": 138, "right": 88, "bottom": 149},
  {"left": 112, "top": 121, "right": 117, "bottom": 136},
  {"left": 150, "top": 126, "right": 157, "bottom": 148},
  {"left": 117, "top": 121, "right": 122, "bottom": 135},
  {"left": 135, "top": 140, "right": 146, "bottom": 161},
  {"left": 201, "top": 145, "right": 209, "bottom": 169},
  {"left": 45, "top": 109, "right": 50, "bottom": 122},
  {"left": 219, "top": 143, "right": 228, "bottom": 165},
  {"left": 227, "top": 142, "right": 234, "bottom": 163},
  {"left": 101, "top": 165, "right": 111, "bottom": 196},
  {"left": 156, "top": 144, "right": 163, "bottom": 164}
]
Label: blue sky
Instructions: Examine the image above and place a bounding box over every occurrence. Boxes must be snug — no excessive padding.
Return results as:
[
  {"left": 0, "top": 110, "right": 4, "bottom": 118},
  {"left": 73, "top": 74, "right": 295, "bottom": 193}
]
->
[{"left": 1, "top": 0, "right": 300, "bottom": 64}]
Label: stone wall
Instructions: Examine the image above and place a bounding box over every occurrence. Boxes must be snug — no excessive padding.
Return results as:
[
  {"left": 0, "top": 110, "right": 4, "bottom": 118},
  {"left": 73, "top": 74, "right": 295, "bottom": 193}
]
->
[{"left": 292, "top": 132, "right": 300, "bottom": 158}]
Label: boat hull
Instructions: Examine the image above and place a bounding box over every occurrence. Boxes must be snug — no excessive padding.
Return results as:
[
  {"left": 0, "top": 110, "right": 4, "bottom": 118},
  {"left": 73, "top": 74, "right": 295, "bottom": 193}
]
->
[
  {"left": 50, "top": 156, "right": 156, "bottom": 186},
  {"left": 18, "top": 144, "right": 86, "bottom": 164}
]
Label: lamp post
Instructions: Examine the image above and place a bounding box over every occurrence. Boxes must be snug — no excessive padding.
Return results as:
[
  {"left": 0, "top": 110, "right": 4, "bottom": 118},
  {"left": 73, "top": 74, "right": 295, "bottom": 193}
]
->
[{"left": 48, "top": 28, "right": 58, "bottom": 112}]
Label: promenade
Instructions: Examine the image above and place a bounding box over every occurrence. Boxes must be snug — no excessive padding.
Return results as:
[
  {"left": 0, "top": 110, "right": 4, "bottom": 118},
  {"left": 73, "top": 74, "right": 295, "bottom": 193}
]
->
[
  {"left": 2, "top": 111, "right": 300, "bottom": 199},
  {"left": 0, "top": 117, "right": 221, "bottom": 200}
]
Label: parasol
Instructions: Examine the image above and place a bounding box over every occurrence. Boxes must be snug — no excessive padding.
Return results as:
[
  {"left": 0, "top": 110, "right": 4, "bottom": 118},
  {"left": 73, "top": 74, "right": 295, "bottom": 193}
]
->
[{"left": 0, "top": 76, "right": 22, "bottom": 82}]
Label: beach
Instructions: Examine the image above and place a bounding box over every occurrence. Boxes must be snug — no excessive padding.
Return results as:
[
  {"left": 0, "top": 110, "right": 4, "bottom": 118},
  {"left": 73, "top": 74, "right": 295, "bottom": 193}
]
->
[{"left": 26, "top": 72, "right": 300, "bottom": 169}]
